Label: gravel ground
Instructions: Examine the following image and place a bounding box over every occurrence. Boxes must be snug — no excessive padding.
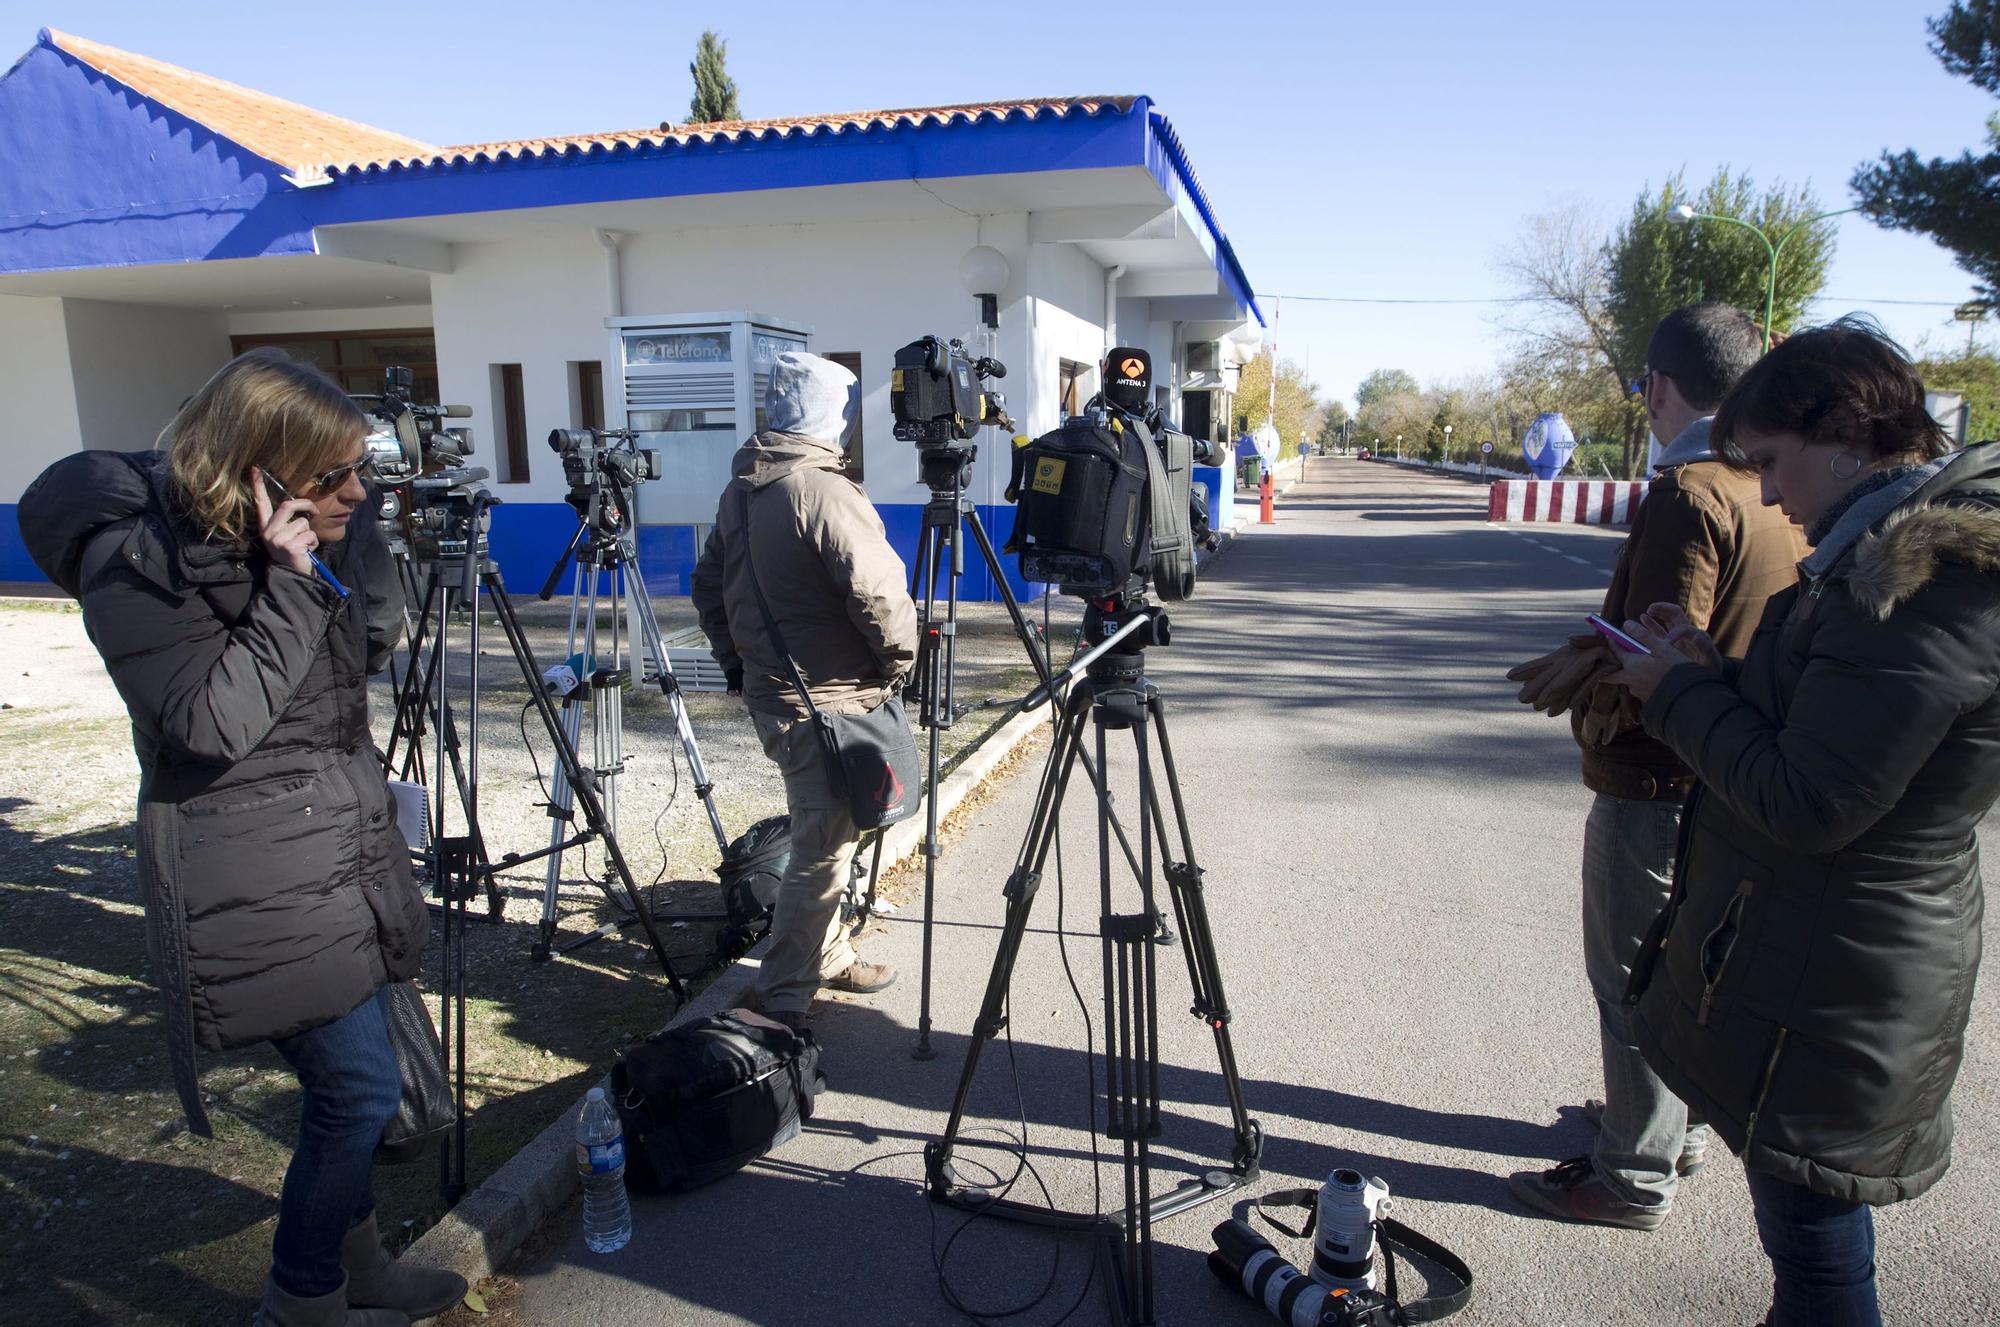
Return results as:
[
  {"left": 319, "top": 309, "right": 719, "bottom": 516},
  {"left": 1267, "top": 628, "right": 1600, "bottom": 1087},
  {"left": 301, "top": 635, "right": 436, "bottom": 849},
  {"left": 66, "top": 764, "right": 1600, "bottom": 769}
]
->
[{"left": 0, "top": 588, "right": 1065, "bottom": 1324}]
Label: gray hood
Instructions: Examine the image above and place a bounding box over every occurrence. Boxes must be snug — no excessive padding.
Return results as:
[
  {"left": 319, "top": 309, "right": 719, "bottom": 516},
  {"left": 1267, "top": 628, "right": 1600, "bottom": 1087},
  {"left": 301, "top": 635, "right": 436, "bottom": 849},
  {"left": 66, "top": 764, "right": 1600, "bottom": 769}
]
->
[
  {"left": 763, "top": 351, "right": 858, "bottom": 443},
  {"left": 1652, "top": 416, "right": 1716, "bottom": 470}
]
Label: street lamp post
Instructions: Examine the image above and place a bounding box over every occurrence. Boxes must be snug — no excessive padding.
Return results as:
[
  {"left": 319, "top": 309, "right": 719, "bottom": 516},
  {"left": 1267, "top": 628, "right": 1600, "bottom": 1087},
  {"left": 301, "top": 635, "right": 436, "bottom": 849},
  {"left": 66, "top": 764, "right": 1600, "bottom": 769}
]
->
[
  {"left": 1667, "top": 203, "right": 1860, "bottom": 350},
  {"left": 1395, "top": 433, "right": 1404, "bottom": 461},
  {"left": 1443, "top": 423, "right": 1454, "bottom": 465}
]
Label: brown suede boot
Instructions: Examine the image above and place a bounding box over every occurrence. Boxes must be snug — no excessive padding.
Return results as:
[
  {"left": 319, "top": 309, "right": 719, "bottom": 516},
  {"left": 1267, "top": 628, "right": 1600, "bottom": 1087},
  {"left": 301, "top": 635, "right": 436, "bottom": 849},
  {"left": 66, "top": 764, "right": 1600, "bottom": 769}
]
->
[
  {"left": 251, "top": 1272, "right": 407, "bottom": 1326},
  {"left": 340, "top": 1214, "right": 467, "bottom": 1322}
]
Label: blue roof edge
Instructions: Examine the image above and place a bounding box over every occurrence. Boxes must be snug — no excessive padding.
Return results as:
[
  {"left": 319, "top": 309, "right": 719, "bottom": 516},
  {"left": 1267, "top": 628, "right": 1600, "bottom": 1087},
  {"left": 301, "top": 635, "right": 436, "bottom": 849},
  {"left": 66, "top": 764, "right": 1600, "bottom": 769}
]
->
[{"left": 1144, "top": 106, "right": 1263, "bottom": 328}]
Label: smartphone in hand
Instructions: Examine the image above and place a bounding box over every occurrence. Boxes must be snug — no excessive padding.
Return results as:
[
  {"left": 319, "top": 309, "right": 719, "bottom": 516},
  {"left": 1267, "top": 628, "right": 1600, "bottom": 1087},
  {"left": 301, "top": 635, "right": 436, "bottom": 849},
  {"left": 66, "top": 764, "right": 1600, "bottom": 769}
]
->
[
  {"left": 1587, "top": 613, "right": 1653, "bottom": 656},
  {"left": 259, "top": 470, "right": 310, "bottom": 521}
]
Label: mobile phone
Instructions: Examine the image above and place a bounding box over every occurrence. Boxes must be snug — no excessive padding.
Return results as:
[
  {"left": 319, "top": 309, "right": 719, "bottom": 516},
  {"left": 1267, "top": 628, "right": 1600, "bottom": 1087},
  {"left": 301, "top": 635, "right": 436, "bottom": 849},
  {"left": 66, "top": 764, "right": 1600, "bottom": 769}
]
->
[
  {"left": 1587, "top": 613, "right": 1652, "bottom": 656},
  {"left": 259, "top": 470, "right": 309, "bottom": 521}
]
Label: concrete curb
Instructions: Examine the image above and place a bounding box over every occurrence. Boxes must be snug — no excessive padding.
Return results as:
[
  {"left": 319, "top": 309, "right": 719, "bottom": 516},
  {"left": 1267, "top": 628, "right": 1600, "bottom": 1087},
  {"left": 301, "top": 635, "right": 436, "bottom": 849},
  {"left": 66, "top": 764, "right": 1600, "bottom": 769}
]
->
[{"left": 400, "top": 699, "right": 1053, "bottom": 1289}]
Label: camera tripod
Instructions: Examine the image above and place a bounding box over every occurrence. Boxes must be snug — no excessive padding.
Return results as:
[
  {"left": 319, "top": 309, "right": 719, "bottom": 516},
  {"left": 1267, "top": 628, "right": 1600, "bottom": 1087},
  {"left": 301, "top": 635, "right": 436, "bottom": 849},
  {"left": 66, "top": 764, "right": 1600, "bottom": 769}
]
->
[
  {"left": 381, "top": 531, "right": 503, "bottom": 919},
  {"left": 396, "top": 496, "right": 689, "bottom": 1006},
  {"left": 924, "top": 600, "right": 1262, "bottom": 1327},
  {"left": 530, "top": 480, "right": 741, "bottom": 961},
  {"left": 903, "top": 446, "right": 1161, "bottom": 1061}
]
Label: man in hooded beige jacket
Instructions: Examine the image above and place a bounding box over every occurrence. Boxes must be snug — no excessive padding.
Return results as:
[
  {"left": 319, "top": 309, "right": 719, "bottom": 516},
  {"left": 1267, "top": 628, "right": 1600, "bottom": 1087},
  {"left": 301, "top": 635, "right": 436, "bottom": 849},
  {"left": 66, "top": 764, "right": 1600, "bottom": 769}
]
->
[{"left": 693, "top": 352, "right": 918, "bottom": 1026}]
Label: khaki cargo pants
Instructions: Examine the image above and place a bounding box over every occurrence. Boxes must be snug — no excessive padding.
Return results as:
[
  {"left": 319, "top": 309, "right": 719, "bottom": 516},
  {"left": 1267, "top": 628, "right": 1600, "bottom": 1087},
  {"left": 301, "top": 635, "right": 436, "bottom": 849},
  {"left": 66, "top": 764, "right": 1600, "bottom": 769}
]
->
[{"left": 750, "top": 710, "right": 859, "bottom": 1014}]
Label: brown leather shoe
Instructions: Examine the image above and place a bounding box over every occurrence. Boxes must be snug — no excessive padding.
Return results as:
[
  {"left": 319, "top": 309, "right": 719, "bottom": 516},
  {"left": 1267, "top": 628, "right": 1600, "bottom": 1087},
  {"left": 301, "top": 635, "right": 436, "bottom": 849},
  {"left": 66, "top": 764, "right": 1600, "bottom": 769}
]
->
[{"left": 826, "top": 960, "right": 897, "bottom": 994}]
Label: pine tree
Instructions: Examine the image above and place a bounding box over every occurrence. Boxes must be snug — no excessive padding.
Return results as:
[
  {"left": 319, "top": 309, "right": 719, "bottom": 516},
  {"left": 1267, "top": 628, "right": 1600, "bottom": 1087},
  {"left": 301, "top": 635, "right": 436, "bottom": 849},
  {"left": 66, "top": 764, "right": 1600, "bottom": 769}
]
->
[
  {"left": 687, "top": 30, "right": 741, "bottom": 126},
  {"left": 1852, "top": 1, "right": 2000, "bottom": 299}
]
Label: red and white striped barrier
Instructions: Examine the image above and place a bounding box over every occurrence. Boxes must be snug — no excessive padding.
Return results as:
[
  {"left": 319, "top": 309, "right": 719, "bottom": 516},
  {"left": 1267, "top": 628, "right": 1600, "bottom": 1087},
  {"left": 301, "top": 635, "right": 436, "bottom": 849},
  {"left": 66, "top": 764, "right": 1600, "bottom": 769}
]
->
[{"left": 1488, "top": 479, "right": 1648, "bottom": 525}]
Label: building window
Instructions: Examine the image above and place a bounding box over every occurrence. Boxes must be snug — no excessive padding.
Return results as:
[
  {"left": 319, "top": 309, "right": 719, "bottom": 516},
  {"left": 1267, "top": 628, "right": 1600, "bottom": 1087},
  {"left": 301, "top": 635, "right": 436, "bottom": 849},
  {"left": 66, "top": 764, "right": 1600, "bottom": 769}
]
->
[
  {"left": 571, "top": 360, "right": 604, "bottom": 433},
  {"left": 232, "top": 329, "right": 438, "bottom": 403},
  {"left": 825, "top": 351, "right": 863, "bottom": 481},
  {"left": 1059, "top": 359, "right": 1090, "bottom": 418},
  {"left": 492, "top": 364, "right": 528, "bottom": 483}
]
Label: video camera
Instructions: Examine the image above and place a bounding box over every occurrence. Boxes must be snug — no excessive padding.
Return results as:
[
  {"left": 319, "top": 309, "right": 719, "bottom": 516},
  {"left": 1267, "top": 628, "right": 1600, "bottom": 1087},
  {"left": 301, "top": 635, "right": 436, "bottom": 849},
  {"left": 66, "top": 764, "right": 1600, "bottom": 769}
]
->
[
  {"left": 545, "top": 427, "right": 663, "bottom": 537},
  {"left": 351, "top": 365, "right": 487, "bottom": 563},
  {"left": 890, "top": 336, "right": 1014, "bottom": 448},
  {"left": 1005, "top": 347, "right": 1211, "bottom": 603},
  {"left": 548, "top": 427, "right": 662, "bottom": 490}
]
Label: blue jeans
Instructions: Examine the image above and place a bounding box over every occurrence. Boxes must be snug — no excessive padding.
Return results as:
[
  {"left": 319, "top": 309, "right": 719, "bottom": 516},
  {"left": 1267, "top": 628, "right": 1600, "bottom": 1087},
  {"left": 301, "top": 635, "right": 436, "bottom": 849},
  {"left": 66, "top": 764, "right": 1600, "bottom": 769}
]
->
[
  {"left": 1747, "top": 1168, "right": 1881, "bottom": 1327},
  {"left": 1581, "top": 793, "right": 1708, "bottom": 1207},
  {"left": 268, "top": 985, "right": 402, "bottom": 1297}
]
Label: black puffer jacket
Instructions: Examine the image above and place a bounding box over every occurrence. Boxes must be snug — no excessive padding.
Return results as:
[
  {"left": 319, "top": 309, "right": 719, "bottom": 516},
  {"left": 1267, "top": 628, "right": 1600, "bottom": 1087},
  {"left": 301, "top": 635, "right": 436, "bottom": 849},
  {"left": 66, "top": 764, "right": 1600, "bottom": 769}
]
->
[
  {"left": 1630, "top": 443, "right": 2000, "bottom": 1205},
  {"left": 17, "top": 450, "right": 428, "bottom": 1136}
]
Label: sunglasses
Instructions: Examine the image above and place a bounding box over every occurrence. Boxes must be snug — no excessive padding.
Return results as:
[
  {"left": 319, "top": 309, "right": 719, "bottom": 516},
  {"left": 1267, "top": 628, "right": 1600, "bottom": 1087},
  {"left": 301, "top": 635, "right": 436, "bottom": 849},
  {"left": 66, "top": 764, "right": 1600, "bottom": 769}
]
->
[
  {"left": 1628, "top": 370, "right": 1654, "bottom": 398},
  {"left": 262, "top": 456, "right": 375, "bottom": 507},
  {"left": 293, "top": 455, "right": 378, "bottom": 495}
]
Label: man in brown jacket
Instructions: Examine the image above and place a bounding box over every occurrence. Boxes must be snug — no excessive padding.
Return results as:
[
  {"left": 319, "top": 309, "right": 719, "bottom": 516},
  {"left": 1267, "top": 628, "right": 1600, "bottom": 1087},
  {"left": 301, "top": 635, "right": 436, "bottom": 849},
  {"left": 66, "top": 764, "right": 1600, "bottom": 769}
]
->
[
  {"left": 1505, "top": 304, "right": 1805, "bottom": 1229},
  {"left": 693, "top": 352, "right": 918, "bottom": 1028}
]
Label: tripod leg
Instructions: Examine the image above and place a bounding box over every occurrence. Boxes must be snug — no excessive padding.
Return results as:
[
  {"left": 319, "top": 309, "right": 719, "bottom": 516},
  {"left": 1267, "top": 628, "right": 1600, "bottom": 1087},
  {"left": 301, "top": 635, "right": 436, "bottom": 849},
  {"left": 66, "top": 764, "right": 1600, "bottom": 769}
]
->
[
  {"left": 389, "top": 571, "right": 443, "bottom": 782},
  {"left": 628, "top": 569, "right": 733, "bottom": 856},
  {"left": 913, "top": 515, "right": 949, "bottom": 1061},
  {"left": 926, "top": 684, "right": 1095, "bottom": 1191},
  {"left": 533, "top": 698, "right": 584, "bottom": 959},
  {"left": 1143, "top": 695, "right": 1261, "bottom": 1176},
  {"left": 965, "top": 509, "right": 1153, "bottom": 888},
  {"left": 483, "top": 575, "right": 688, "bottom": 1003}
]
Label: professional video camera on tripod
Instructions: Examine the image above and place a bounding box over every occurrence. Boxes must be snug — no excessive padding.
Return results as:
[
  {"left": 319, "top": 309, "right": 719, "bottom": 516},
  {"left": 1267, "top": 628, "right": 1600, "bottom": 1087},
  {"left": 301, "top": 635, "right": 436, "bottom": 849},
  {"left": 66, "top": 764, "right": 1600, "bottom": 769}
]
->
[
  {"left": 887, "top": 337, "right": 1193, "bottom": 1063},
  {"left": 355, "top": 371, "right": 691, "bottom": 1203},
  {"left": 534, "top": 425, "right": 790, "bottom": 965},
  {"left": 922, "top": 346, "right": 1263, "bottom": 1327}
]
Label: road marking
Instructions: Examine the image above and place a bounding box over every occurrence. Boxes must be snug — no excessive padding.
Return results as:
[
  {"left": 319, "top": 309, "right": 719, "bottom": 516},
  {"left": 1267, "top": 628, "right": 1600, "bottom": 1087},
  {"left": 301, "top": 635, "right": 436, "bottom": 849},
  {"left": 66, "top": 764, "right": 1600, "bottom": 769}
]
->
[{"left": 1564, "top": 555, "right": 1592, "bottom": 566}]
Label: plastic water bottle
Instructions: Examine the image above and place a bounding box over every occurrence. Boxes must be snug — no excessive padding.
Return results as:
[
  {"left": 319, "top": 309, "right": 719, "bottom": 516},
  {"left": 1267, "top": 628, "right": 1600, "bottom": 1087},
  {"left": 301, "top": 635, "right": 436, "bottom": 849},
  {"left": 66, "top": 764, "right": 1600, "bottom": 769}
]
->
[{"left": 576, "top": 1087, "right": 631, "bottom": 1253}]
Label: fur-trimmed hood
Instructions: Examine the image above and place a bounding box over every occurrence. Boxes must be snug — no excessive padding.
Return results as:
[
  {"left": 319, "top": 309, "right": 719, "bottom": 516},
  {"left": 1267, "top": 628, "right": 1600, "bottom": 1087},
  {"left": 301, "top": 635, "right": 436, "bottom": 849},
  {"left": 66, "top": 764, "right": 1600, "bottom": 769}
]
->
[{"left": 1849, "top": 498, "right": 2000, "bottom": 619}]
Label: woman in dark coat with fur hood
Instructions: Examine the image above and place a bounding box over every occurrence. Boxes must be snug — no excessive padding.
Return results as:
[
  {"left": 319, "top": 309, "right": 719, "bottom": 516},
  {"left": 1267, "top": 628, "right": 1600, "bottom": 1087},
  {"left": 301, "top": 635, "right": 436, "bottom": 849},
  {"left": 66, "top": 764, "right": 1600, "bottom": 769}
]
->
[
  {"left": 17, "top": 349, "right": 463, "bottom": 1326},
  {"left": 1608, "top": 320, "right": 1993, "bottom": 1327}
]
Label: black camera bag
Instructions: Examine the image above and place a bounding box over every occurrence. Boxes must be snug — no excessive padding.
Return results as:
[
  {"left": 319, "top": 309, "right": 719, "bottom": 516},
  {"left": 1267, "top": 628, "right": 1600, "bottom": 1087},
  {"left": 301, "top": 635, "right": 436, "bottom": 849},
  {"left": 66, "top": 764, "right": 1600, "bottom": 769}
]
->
[
  {"left": 609, "top": 1010, "right": 826, "bottom": 1193},
  {"left": 1011, "top": 414, "right": 1198, "bottom": 599},
  {"left": 1012, "top": 419, "right": 1150, "bottom": 590}
]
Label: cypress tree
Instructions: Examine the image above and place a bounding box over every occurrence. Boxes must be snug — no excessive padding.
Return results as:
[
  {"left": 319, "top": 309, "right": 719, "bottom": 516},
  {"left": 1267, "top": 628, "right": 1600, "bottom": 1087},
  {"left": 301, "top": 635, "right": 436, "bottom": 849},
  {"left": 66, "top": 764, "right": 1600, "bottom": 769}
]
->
[{"left": 688, "top": 30, "right": 741, "bottom": 125}]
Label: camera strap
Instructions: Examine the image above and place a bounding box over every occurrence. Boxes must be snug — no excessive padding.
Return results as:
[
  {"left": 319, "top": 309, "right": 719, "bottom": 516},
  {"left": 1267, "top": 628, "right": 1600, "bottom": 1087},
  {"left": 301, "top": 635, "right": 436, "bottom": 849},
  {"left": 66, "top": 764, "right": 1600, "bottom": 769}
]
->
[
  {"left": 734, "top": 488, "right": 844, "bottom": 774},
  {"left": 1253, "top": 1188, "right": 1475, "bottom": 1324}
]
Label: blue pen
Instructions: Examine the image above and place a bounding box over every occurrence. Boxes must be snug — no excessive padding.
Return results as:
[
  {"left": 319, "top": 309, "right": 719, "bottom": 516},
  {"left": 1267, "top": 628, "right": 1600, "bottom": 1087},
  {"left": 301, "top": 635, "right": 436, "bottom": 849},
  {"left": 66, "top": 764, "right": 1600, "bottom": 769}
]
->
[
  {"left": 260, "top": 470, "right": 352, "bottom": 600},
  {"left": 308, "top": 552, "right": 351, "bottom": 599}
]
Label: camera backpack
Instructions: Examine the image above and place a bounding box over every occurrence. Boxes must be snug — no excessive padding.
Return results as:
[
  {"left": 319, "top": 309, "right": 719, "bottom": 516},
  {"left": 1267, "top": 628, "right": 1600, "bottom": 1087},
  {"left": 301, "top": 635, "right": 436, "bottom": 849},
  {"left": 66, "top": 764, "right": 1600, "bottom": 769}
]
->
[
  {"left": 1011, "top": 414, "right": 1198, "bottom": 599},
  {"left": 608, "top": 1009, "right": 825, "bottom": 1193},
  {"left": 717, "top": 814, "right": 791, "bottom": 940}
]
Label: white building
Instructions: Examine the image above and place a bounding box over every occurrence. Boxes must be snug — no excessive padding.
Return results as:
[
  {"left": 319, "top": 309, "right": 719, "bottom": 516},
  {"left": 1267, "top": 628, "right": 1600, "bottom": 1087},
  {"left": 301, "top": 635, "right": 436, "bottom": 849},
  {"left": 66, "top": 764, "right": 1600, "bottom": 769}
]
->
[{"left": 0, "top": 28, "right": 1263, "bottom": 597}]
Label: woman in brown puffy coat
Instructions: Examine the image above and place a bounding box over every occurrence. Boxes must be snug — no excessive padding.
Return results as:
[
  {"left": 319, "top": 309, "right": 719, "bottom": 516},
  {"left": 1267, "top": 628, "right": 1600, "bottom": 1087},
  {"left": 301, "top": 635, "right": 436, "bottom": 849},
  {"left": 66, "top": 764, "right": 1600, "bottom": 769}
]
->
[
  {"left": 1609, "top": 320, "right": 1993, "bottom": 1327},
  {"left": 19, "top": 349, "right": 462, "bottom": 1326}
]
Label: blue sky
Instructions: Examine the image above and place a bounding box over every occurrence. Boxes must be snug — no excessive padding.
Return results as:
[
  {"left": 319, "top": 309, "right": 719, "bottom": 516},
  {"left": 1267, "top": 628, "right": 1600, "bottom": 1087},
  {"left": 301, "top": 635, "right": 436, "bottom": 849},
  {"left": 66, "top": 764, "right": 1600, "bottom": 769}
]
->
[{"left": 8, "top": 0, "right": 1989, "bottom": 409}]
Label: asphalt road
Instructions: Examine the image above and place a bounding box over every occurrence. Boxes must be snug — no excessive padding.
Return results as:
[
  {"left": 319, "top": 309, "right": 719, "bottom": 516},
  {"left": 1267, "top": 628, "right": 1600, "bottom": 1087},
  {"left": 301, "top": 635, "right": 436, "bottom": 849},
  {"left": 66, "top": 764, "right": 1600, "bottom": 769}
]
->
[{"left": 503, "top": 459, "right": 1999, "bottom": 1327}]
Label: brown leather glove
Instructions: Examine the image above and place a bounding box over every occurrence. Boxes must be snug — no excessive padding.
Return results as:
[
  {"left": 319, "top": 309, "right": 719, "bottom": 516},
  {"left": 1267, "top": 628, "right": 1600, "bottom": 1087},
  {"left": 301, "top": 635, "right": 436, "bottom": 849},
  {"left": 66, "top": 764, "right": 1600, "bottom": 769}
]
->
[
  {"left": 1577, "top": 681, "right": 1642, "bottom": 747},
  {"left": 1507, "top": 635, "right": 1615, "bottom": 716}
]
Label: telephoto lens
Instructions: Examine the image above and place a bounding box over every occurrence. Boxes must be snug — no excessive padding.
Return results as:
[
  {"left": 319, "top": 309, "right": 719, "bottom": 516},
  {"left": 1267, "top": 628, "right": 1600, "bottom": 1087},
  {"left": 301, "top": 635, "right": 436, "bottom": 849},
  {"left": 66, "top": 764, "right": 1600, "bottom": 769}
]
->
[
  {"left": 1208, "top": 1217, "right": 1397, "bottom": 1327},
  {"left": 1315, "top": 1169, "right": 1391, "bottom": 1291}
]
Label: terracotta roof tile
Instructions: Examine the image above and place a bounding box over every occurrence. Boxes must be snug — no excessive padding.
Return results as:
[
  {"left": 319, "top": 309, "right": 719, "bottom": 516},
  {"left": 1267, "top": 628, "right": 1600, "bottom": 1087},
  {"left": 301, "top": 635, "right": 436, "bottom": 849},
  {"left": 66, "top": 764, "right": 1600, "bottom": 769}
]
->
[
  {"left": 44, "top": 28, "right": 434, "bottom": 175},
  {"left": 341, "top": 96, "right": 1138, "bottom": 175}
]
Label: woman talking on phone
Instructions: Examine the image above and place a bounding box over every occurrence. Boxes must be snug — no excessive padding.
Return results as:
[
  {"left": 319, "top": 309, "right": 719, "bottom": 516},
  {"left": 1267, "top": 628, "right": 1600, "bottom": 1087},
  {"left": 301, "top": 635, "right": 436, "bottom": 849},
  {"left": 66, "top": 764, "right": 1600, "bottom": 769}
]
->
[
  {"left": 1606, "top": 319, "right": 1995, "bottom": 1327},
  {"left": 19, "top": 349, "right": 463, "bottom": 1325}
]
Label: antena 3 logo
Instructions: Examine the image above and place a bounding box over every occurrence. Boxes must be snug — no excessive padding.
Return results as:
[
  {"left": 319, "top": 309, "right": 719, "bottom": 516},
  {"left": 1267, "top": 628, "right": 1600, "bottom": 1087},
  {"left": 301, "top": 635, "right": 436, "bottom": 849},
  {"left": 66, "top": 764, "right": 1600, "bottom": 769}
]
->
[{"left": 1119, "top": 357, "right": 1146, "bottom": 381}]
